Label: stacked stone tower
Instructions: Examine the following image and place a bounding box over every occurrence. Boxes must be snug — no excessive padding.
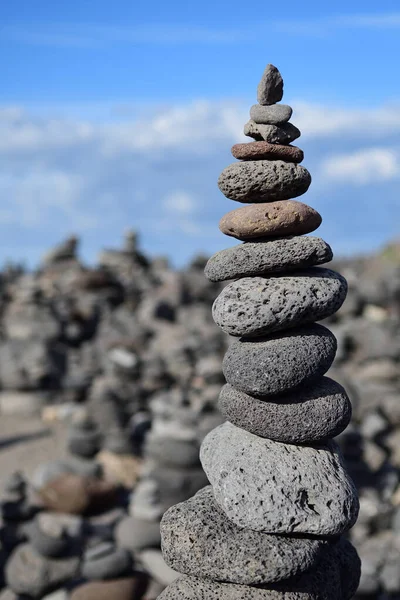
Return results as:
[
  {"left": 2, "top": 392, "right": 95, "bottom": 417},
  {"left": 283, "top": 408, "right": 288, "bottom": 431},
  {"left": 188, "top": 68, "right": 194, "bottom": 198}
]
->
[{"left": 159, "top": 65, "right": 361, "bottom": 600}]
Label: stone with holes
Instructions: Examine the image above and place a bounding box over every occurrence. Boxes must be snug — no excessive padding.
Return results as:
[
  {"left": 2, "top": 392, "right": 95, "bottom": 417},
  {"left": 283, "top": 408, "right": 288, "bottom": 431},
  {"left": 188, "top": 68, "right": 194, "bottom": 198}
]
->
[
  {"left": 231, "top": 141, "right": 304, "bottom": 163},
  {"left": 200, "top": 423, "right": 359, "bottom": 535},
  {"left": 244, "top": 121, "right": 301, "bottom": 144}
]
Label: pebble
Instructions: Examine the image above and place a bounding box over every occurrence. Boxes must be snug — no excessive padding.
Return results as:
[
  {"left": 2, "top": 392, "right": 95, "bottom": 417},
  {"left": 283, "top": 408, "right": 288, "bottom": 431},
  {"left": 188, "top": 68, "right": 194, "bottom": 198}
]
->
[
  {"left": 38, "top": 474, "right": 119, "bottom": 515},
  {"left": 218, "top": 161, "right": 311, "bottom": 203},
  {"left": 232, "top": 141, "right": 304, "bottom": 163},
  {"left": 5, "top": 543, "right": 79, "bottom": 598},
  {"left": 250, "top": 104, "right": 292, "bottom": 124},
  {"left": 67, "top": 422, "right": 101, "bottom": 458},
  {"left": 144, "top": 436, "right": 200, "bottom": 467},
  {"left": 70, "top": 577, "right": 149, "bottom": 600},
  {"left": 115, "top": 516, "right": 162, "bottom": 552},
  {"left": 212, "top": 268, "right": 347, "bottom": 337},
  {"left": 218, "top": 378, "right": 352, "bottom": 443},
  {"left": 139, "top": 549, "right": 180, "bottom": 586},
  {"left": 204, "top": 237, "right": 332, "bottom": 282},
  {"left": 257, "top": 64, "right": 284, "bottom": 105},
  {"left": 160, "top": 486, "right": 326, "bottom": 585},
  {"left": 222, "top": 323, "right": 337, "bottom": 396},
  {"left": 27, "top": 514, "right": 74, "bottom": 558},
  {"left": 200, "top": 423, "right": 359, "bottom": 535},
  {"left": 81, "top": 542, "right": 132, "bottom": 580},
  {"left": 32, "top": 459, "right": 102, "bottom": 490},
  {"left": 219, "top": 200, "right": 321, "bottom": 241},
  {"left": 244, "top": 121, "right": 300, "bottom": 144}
]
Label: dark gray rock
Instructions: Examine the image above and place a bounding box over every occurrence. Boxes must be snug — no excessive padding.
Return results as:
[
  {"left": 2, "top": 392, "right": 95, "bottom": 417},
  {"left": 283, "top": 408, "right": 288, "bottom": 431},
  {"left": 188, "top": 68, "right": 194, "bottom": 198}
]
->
[
  {"left": 212, "top": 269, "right": 347, "bottom": 337},
  {"left": 200, "top": 423, "right": 359, "bottom": 535},
  {"left": 250, "top": 104, "right": 292, "bottom": 124},
  {"left": 218, "top": 378, "right": 352, "bottom": 443},
  {"left": 160, "top": 486, "right": 326, "bottom": 585},
  {"left": 67, "top": 422, "right": 101, "bottom": 458},
  {"left": 222, "top": 324, "right": 337, "bottom": 396},
  {"left": 5, "top": 543, "right": 79, "bottom": 598},
  {"left": 244, "top": 121, "right": 300, "bottom": 144},
  {"left": 257, "top": 64, "right": 284, "bottom": 105},
  {"left": 218, "top": 161, "right": 311, "bottom": 203},
  {"left": 27, "top": 513, "right": 79, "bottom": 558},
  {"left": 204, "top": 237, "right": 333, "bottom": 282},
  {"left": 81, "top": 542, "right": 132, "bottom": 580}
]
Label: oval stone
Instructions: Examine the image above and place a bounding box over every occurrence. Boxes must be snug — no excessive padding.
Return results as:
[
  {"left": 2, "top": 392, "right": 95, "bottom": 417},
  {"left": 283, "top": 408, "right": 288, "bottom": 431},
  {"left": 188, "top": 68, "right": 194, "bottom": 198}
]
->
[
  {"left": 244, "top": 120, "right": 301, "bottom": 144},
  {"left": 204, "top": 237, "right": 333, "bottom": 282},
  {"left": 200, "top": 423, "right": 359, "bottom": 535},
  {"left": 232, "top": 141, "right": 304, "bottom": 163},
  {"left": 218, "top": 378, "right": 352, "bottom": 443},
  {"left": 222, "top": 324, "right": 337, "bottom": 396},
  {"left": 250, "top": 104, "right": 293, "bottom": 124},
  {"left": 219, "top": 201, "right": 321, "bottom": 240},
  {"left": 218, "top": 161, "right": 311, "bottom": 203},
  {"left": 212, "top": 268, "right": 347, "bottom": 337},
  {"left": 160, "top": 486, "right": 326, "bottom": 585}
]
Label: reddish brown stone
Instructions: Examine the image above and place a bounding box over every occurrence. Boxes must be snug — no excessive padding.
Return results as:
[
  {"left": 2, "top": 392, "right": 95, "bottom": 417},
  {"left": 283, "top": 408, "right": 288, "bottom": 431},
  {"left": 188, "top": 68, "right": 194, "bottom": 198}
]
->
[
  {"left": 232, "top": 142, "right": 304, "bottom": 163},
  {"left": 219, "top": 200, "right": 321, "bottom": 241},
  {"left": 71, "top": 576, "right": 148, "bottom": 600}
]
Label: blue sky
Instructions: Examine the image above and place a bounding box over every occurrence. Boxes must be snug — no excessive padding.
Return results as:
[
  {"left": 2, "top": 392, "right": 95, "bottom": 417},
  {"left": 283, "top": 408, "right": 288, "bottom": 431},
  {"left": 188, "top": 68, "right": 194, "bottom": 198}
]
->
[{"left": 1, "top": 0, "right": 400, "bottom": 266}]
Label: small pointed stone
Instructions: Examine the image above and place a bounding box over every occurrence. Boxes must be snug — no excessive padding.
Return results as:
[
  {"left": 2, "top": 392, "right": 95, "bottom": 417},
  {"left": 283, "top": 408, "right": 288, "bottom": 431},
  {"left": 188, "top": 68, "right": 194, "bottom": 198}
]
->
[{"left": 257, "top": 64, "right": 284, "bottom": 105}]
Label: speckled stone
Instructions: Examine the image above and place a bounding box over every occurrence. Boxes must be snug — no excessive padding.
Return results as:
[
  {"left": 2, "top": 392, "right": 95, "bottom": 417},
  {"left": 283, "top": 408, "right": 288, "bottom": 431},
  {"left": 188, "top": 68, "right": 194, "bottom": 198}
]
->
[
  {"left": 244, "top": 121, "right": 301, "bottom": 144},
  {"left": 218, "top": 378, "right": 352, "bottom": 443},
  {"left": 257, "top": 64, "right": 284, "bottom": 105},
  {"left": 218, "top": 161, "right": 311, "bottom": 203},
  {"left": 219, "top": 201, "right": 321, "bottom": 241},
  {"left": 250, "top": 104, "right": 293, "bottom": 124},
  {"left": 212, "top": 268, "right": 347, "bottom": 337},
  {"left": 222, "top": 324, "right": 337, "bottom": 397},
  {"left": 204, "top": 237, "right": 333, "bottom": 282},
  {"left": 160, "top": 486, "right": 326, "bottom": 585},
  {"left": 200, "top": 423, "right": 359, "bottom": 535},
  {"left": 232, "top": 141, "right": 304, "bottom": 163}
]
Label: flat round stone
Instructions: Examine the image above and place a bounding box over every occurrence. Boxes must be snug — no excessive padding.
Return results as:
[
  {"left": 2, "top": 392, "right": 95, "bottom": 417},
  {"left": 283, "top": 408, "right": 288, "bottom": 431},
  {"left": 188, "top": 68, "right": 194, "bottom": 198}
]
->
[
  {"left": 218, "top": 161, "right": 311, "bottom": 203},
  {"left": 222, "top": 324, "right": 337, "bottom": 397},
  {"left": 212, "top": 268, "right": 347, "bottom": 337},
  {"left": 218, "top": 378, "right": 352, "bottom": 443},
  {"left": 244, "top": 120, "right": 301, "bottom": 144},
  {"left": 257, "top": 64, "right": 284, "bottom": 105},
  {"left": 204, "top": 237, "right": 333, "bottom": 282},
  {"left": 250, "top": 104, "right": 293, "bottom": 124},
  {"left": 232, "top": 141, "right": 304, "bottom": 162},
  {"left": 200, "top": 423, "right": 359, "bottom": 535},
  {"left": 160, "top": 486, "right": 326, "bottom": 585},
  {"left": 219, "top": 201, "right": 321, "bottom": 240}
]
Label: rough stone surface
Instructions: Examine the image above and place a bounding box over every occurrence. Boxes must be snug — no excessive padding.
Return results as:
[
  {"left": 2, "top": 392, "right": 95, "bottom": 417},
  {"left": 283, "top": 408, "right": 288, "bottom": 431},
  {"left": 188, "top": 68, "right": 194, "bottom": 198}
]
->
[
  {"left": 257, "top": 64, "right": 284, "bottom": 105},
  {"left": 5, "top": 543, "right": 79, "bottom": 598},
  {"left": 204, "top": 237, "right": 333, "bottom": 282},
  {"left": 244, "top": 121, "right": 301, "bottom": 145},
  {"left": 200, "top": 423, "right": 359, "bottom": 535},
  {"left": 219, "top": 201, "right": 322, "bottom": 241},
  {"left": 160, "top": 486, "right": 326, "bottom": 585},
  {"left": 218, "top": 378, "right": 352, "bottom": 443},
  {"left": 212, "top": 268, "right": 348, "bottom": 337},
  {"left": 250, "top": 104, "right": 293, "bottom": 124},
  {"left": 222, "top": 324, "right": 337, "bottom": 396},
  {"left": 232, "top": 141, "right": 304, "bottom": 163},
  {"left": 218, "top": 161, "right": 311, "bottom": 203}
]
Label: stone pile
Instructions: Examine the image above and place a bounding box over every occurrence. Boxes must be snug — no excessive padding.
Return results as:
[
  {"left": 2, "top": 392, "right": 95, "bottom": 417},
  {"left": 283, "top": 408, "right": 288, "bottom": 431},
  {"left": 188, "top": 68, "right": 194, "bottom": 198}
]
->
[{"left": 159, "top": 64, "right": 361, "bottom": 599}]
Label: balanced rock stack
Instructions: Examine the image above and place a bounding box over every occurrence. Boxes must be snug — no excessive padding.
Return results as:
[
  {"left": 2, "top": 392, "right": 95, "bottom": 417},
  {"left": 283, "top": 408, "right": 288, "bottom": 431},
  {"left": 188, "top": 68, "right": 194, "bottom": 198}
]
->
[{"left": 159, "top": 64, "right": 361, "bottom": 600}]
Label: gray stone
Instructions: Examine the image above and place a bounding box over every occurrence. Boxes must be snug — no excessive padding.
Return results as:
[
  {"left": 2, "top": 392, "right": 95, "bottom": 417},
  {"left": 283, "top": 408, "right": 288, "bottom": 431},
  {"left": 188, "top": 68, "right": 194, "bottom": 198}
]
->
[
  {"left": 250, "top": 104, "right": 293, "bottom": 124},
  {"left": 218, "top": 161, "right": 311, "bottom": 203},
  {"left": 27, "top": 514, "right": 76, "bottom": 558},
  {"left": 257, "top": 64, "right": 284, "bottom": 105},
  {"left": 139, "top": 549, "right": 180, "bottom": 586},
  {"left": 144, "top": 435, "right": 200, "bottom": 467},
  {"left": 31, "top": 459, "right": 102, "bottom": 490},
  {"left": 213, "top": 268, "right": 347, "bottom": 337},
  {"left": 200, "top": 423, "right": 359, "bottom": 535},
  {"left": 244, "top": 121, "right": 300, "bottom": 144},
  {"left": 115, "top": 516, "right": 162, "bottom": 552},
  {"left": 81, "top": 542, "right": 132, "bottom": 580},
  {"left": 218, "top": 378, "right": 352, "bottom": 444},
  {"left": 5, "top": 543, "right": 79, "bottom": 598},
  {"left": 222, "top": 324, "right": 337, "bottom": 396},
  {"left": 161, "top": 486, "right": 326, "bottom": 585},
  {"left": 205, "top": 237, "right": 333, "bottom": 282}
]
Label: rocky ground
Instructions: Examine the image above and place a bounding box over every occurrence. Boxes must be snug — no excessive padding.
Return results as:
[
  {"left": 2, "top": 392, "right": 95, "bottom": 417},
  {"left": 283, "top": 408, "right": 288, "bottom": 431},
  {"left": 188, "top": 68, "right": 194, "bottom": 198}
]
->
[{"left": 0, "top": 233, "right": 400, "bottom": 599}]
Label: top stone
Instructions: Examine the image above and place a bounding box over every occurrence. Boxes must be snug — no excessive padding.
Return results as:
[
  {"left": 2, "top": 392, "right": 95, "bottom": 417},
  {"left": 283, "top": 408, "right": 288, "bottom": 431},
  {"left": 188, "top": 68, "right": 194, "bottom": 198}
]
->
[{"left": 257, "top": 64, "right": 284, "bottom": 105}]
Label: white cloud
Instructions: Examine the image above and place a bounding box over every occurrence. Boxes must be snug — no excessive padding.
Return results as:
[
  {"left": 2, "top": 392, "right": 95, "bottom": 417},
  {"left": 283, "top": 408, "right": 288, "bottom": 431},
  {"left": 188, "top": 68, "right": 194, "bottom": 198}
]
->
[
  {"left": 320, "top": 148, "right": 400, "bottom": 184},
  {"left": 163, "top": 191, "right": 197, "bottom": 216},
  {"left": 275, "top": 12, "right": 400, "bottom": 36}
]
